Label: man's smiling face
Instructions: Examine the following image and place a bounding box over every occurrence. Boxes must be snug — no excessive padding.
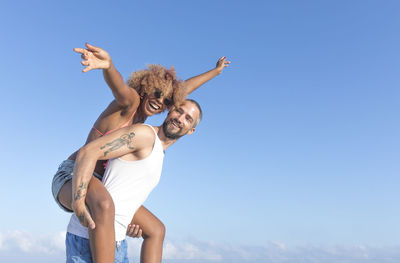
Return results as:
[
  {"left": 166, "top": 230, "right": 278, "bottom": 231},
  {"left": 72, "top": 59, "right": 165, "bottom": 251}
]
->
[{"left": 162, "top": 100, "right": 200, "bottom": 139}]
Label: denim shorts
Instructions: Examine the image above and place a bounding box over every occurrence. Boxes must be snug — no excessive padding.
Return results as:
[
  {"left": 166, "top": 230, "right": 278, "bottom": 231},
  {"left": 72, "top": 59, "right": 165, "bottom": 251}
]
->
[
  {"left": 66, "top": 232, "right": 129, "bottom": 263},
  {"left": 51, "top": 160, "right": 103, "bottom": 212}
]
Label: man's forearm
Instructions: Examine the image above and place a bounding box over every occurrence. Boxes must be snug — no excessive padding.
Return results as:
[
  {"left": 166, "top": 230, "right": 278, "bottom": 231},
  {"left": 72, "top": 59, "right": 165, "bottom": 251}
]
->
[
  {"left": 71, "top": 149, "right": 97, "bottom": 206},
  {"left": 70, "top": 147, "right": 100, "bottom": 229}
]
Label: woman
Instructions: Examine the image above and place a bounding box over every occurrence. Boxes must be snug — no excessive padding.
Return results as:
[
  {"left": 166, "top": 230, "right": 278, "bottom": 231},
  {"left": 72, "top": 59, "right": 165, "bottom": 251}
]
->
[{"left": 52, "top": 43, "right": 229, "bottom": 263}]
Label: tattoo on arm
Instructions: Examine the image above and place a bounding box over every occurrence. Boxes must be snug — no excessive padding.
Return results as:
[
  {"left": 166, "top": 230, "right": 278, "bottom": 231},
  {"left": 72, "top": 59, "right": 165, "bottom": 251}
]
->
[
  {"left": 74, "top": 182, "right": 87, "bottom": 201},
  {"left": 100, "top": 132, "right": 135, "bottom": 157},
  {"left": 78, "top": 213, "right": 86, "bottom": 225}
]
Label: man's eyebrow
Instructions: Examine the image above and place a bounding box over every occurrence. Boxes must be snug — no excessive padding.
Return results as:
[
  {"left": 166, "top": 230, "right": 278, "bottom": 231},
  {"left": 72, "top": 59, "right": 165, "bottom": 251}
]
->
[{"left": 186, "top": 114, "right": 194, "bottom": 122}]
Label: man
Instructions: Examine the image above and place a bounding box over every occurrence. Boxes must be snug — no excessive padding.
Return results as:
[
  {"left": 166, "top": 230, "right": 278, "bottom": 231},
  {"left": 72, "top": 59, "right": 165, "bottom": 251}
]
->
[{"left": 66, "top": 99, "right": 202, "bottom": 263}]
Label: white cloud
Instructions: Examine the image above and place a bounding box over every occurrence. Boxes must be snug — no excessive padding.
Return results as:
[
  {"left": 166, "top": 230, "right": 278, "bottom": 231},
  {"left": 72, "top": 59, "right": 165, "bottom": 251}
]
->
[
  {"left": 0, "top": 230, "right": 65, "bottom": 255},
  {"left": 157, "top": 239, "right": 400, "bottom": 263},
  {"left": 0, "top": 233, "right": 4, "bottom": 249},
  {"left": 162, "top": 239, "right": 222, "bottom": 261},
  {"left": 1, "top": 230, "right": 400, "bottom": 263}
]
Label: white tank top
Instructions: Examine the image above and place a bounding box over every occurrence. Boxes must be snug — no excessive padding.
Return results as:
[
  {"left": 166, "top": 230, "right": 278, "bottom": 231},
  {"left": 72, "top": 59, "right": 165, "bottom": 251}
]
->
[{"left": 67, "top": 125, "right": 164, "bottom": 241}]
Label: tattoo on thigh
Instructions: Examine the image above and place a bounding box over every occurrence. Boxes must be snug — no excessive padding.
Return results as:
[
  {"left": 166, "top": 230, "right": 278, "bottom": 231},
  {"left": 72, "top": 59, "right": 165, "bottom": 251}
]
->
[
  {"left": 74, "top": 182, "right": 87, "bottom": 201},
  {"left": 100, "top": 132, "right": 136, "bottom": 157}
]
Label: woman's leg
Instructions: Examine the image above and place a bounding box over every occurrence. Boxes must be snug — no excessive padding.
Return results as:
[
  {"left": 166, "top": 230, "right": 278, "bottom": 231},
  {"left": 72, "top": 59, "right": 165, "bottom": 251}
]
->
[
  {"left": 58, "top": 178, "right": 115, "bottom": 263},
  {"left": 130, "top": 206, "right": 166, "bottom": 263}
]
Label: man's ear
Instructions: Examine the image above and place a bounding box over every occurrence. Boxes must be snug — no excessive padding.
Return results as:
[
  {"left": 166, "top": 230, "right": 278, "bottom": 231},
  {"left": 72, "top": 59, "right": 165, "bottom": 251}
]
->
[
  {"left": 169, "top": 105, "right": 177, "bottom": 112},
  {"left": 186, "top": 127, "right": 196, "bottom": 136}
]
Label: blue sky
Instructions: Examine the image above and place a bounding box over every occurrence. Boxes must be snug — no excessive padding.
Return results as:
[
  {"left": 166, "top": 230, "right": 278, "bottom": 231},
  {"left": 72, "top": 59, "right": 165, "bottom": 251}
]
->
[{"left": 0, "top": 0, "right": 399, "bottom": 262}]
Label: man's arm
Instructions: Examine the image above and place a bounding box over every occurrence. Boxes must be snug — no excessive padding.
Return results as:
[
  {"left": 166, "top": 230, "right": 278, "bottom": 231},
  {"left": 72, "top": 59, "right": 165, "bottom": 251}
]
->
[
  {"left": 74, "top": 43, "right": 140, "bottom": 109},
  {"left": 71, "top": 124, "right": 155, "bottom": 229},
  {"left": 184, "top": 56, "right": 230, "bottom": 94}
]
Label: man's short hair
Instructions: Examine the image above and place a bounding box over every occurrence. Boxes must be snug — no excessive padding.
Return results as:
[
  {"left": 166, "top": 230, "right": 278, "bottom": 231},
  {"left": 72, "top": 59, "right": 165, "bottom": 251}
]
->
[{"left": 185, "top": 99, "right": 202, "bottom": 127}]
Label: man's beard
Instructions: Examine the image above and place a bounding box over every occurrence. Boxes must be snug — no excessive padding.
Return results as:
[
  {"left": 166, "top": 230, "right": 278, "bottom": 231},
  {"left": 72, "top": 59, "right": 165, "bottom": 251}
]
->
[{"left": 162, "top": 119, "right": 184, "bottom": 140}]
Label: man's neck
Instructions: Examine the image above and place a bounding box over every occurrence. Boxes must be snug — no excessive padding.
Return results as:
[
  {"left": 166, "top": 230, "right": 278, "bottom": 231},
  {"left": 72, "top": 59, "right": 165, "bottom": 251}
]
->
[{"left": 155, "top": 126, "right": 178, "bottom": 150}]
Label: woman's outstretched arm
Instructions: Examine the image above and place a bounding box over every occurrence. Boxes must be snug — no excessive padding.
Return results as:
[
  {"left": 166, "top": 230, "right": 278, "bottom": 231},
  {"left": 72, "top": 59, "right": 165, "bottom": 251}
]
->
[
  {"left": 184, "top": 56, "right": 230, "bottom": 94},
  {"left": 74, "top": 43, "right": 140, "bottom": 109}
]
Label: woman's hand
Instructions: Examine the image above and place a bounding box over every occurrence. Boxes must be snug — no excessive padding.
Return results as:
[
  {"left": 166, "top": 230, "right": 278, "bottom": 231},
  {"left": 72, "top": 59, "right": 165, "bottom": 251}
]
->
[
  {"left": 215, "top": 56, "right": 230, "bottom": 74},
  {"left": 74, "top": 43, "right": 112, "bottom": 73}
]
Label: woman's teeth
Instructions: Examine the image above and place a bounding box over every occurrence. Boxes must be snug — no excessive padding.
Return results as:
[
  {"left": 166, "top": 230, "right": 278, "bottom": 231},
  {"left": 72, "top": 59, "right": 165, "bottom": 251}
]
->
[{"left": 149, "top": 102, "right": 160, "bottom": 110}]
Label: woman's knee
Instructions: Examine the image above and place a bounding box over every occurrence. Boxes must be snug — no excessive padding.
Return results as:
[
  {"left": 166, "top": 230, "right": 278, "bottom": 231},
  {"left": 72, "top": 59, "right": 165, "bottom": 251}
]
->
[
  {"left": 85, "top": 178, "right": 115, "bottom": 218},
  {"left": 86, "top": 193, "right": 115, "bottom": 218},
  {"left": 144, "top": 220, "right": 165, "bottom": 240}
]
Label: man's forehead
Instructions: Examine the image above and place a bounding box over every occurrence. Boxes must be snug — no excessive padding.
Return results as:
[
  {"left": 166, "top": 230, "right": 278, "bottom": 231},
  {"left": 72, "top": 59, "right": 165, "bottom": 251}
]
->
[{"left": 180, "top": 101, "right": 199, "bottom": 117}]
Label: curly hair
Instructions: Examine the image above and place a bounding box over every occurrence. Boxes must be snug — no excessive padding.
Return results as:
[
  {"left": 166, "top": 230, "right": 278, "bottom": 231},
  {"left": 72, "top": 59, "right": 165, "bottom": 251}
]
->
[{"left": 126, "top": 64, "right": 187, "bottom": 110}]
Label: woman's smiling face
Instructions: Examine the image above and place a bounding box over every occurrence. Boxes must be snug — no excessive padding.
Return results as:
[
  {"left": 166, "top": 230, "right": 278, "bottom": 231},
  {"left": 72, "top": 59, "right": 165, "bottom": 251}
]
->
[{"left": 141, "top": 88, "right": 173, "bottom": 116}]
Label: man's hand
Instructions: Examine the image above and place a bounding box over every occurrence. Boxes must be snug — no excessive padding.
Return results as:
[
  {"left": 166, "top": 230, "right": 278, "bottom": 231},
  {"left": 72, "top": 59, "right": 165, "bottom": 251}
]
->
[
  {"left": 126, "top": 224, "right": 143, "bottom": 238},
  {"left": 215, "top": 56, "right": 230, "bottom": 74},
  {"left": 74, "top": 43, "right": 112, "bottom": 73},
  {"left": 72, "top": 200, "right": 96, "bottom": 230}
]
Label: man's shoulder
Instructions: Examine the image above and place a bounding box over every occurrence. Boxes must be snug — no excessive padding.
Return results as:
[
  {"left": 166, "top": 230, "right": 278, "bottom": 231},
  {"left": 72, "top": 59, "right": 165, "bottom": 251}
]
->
[
  {"left": 132, "top": 123, "right": 156, "bottom": 134},
  {"left": 129, "top": 124, "right": 156, "bottom": 144}
]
